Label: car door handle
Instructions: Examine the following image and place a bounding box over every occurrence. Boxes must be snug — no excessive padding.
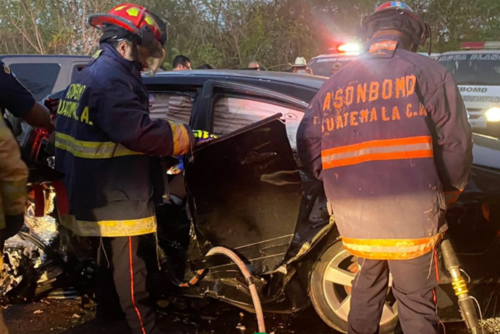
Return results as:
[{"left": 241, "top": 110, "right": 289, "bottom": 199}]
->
[{"left": 240, "top": 151, "right": 277, "bottom": 165}]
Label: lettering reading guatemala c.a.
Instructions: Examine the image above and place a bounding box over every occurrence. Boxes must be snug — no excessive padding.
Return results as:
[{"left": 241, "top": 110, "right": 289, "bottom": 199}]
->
[{"left": 57, "top": 84, "right": 93, "bottom": 126}]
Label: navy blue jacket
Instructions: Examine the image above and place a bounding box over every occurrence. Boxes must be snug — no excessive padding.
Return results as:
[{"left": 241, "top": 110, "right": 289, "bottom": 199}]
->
[
  {"left": 297, "top": 36, "right": 472, "bottom": 259},
  {"left": 0, "top": 61, "right": 36, "bottom": 117},
  {"left": 55, "top": 44, "right": 194, "bottom": 237}
]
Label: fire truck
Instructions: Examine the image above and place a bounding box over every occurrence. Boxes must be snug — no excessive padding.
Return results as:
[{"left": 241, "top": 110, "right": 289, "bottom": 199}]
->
[{"left": 437, "top": 41, "right": 500, "bottom": 137}]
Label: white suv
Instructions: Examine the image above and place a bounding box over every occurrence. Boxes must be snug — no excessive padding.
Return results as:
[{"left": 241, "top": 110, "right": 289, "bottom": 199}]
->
[{"left": 437, "top": 42, "right": 500, "bottom": 136}]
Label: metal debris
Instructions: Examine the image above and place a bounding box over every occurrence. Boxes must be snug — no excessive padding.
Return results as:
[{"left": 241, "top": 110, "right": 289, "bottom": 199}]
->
[{"left": 481, "top": 318, "right": 500, "bottom": 333}]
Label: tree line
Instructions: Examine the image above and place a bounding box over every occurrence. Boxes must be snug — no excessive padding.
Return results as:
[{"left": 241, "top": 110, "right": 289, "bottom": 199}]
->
[{"left": 0, "top": 0, "right": 498, "bottom": 70}]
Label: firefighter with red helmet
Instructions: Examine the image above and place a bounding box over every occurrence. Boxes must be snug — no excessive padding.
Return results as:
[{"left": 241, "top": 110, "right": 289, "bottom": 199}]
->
[
  {"left": 54, "top": 4, "right": 195, "bottom": 334},
  {"left": 297, "top": 2, "right": 472, "bottom": 333}
]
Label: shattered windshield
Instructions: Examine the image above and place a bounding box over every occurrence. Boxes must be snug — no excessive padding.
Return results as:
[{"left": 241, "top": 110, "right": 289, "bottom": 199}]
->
[{"left": 437, "top": 53, "right": 500, "bottom": 86}]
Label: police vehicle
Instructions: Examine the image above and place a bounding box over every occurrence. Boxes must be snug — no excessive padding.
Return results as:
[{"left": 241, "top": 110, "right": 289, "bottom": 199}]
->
[
  {"left": 308, "top": 43, "right": 439, "bottom": 77},
  {"left": 307, "top": 43, "right": 360, "bottom": 77},
  {"left": 437, "top": 42, "right": 500, "bottom": 136}
]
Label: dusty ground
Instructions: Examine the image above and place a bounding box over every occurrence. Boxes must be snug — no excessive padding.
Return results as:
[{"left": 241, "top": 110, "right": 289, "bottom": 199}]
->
[{"left": 3, "top": 298, "right": 491, "bottom": 334}]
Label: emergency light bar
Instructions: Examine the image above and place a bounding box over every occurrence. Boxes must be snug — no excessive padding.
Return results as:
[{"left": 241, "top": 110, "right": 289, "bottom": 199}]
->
[
  {"left": 460, "top": 41, "right": 500, "bottom": 50},
  {"left": 329, "top": 43, "right": 360, "bottom": 55}
]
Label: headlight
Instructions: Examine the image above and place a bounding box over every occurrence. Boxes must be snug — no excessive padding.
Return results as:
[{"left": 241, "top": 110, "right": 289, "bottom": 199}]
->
[{"left": 485, "top": 107, "right": 500, "bottom": 122}]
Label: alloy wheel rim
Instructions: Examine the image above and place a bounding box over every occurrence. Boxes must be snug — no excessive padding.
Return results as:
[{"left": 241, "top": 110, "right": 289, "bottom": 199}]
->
[{"left": 322, "top": 248, "right": 399, "bottom": 325}]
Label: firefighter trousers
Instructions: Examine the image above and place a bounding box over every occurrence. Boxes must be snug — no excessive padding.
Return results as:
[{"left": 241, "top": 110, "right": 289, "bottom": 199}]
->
[
  {"left": 348, "top": 250, "right": 440, "bottom": 334},
  {"left": 95, "top": 235, "right": 160, "bottom": 334}
]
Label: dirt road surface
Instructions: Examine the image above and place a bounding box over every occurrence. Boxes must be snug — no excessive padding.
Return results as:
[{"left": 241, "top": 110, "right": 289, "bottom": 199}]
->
[{"left": 4, "top": 298, "right": 493, "bottom": 334}]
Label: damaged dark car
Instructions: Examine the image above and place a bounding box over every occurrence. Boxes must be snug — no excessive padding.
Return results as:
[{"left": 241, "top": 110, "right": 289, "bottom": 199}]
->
[{"left": 5, "top": 70, "right": 500, "bottom": 334}]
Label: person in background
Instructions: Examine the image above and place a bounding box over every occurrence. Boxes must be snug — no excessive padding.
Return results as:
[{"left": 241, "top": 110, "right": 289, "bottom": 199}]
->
[
  {"left": 331, "top": 62, "right": 344, "bottom": 76},
  {"left": 172, "top": 55, "right": 191, "bottom": 71},
  {"left": 196, "top": 64, "right": 214, "bottom": 70},
  {"left": 248, "top": 61, "right": 261, "bottom": 71},
  {"left": 291, "top": 57, "right": 309, "bottom": 74}
]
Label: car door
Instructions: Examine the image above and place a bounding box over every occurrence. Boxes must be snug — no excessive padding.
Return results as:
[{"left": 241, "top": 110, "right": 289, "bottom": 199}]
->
[{"left": 184, "top": 81, "right": 309, "bottom": 274}]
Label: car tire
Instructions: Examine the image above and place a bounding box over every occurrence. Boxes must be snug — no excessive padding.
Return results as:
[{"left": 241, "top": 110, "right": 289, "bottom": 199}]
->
[{"left": 309, "top": 241, "right": 400, "bottom": 334}]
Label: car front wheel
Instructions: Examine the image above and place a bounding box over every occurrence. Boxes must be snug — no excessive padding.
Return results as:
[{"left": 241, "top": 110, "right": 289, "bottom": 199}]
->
[{"left": 309, "top": 241, "right": 400, "bottom": 334}]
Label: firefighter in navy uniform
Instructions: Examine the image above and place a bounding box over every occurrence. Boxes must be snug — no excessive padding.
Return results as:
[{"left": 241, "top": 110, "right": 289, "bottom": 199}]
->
[
  {"left": 0, "top": 61, "right": 51, "bottom": 334},
  {"left": 0, "top": 61, "right": 51, "bottom": 131},
  {"left": 0, "top": 117, "right": 28, "bottom": 334},
  {"left": 297, "top": 2, "right": 472, "bottom": 334},
  {"left": 54, "top": 4, "right": 195, "bottom": 334}
]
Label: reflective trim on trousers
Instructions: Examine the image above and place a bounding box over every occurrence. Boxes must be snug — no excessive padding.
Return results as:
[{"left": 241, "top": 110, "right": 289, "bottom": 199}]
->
[
  {"left": 342, "top": 233, "right": 443, "bottom": 260},
  {"left": 60, "top": 214, "right": 157, "bottom": 237}
]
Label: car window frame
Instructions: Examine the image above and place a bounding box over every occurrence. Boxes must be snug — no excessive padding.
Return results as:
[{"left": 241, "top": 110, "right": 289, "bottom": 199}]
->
[
  {"left": 195, "top": 80, "right": 309, "bottom": 133},
  {"left": 146, "top": 85, "right": 201, "bottom": 127}
]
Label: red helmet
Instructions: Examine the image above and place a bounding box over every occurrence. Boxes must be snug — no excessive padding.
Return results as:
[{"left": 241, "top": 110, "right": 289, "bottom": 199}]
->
[
  {"left": 361, "top": 1, "right": 430, "bottom": 46},
  {"left": 88, "top": 3, "right": 167, "bottom": 51}
]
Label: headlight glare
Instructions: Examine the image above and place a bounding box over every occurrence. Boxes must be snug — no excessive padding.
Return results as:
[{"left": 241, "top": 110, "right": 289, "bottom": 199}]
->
[{"left": 486, "top": 107, "right": 500, "bottom": 122}]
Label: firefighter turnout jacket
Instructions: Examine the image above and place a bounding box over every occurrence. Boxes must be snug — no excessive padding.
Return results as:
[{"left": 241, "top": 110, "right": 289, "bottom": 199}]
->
[
  {"left": 297, "top": 36, "right": 473, "bottom": 260},
  {"left": 55, "top": 44, "right": 194, "bottom": 237},
  {"left": 0, "top": 117, "right": 28, "bottom": 230},
  {"left": 0, "top": 60, "right": 32, "bottom": 231}
]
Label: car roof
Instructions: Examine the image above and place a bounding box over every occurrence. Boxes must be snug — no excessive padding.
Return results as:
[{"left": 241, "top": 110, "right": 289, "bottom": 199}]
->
[
  {"left": 0, "top": 54, "right": 92, "bottom": 59},
  {"left": 440, "top": 50, "right": 500, "bottom": 55},
  {"left": 152, "top": 69, "right": 327, "bottom": 90},
  {"left": 310, "top": 54, "right": 358, "bottom": 60}
]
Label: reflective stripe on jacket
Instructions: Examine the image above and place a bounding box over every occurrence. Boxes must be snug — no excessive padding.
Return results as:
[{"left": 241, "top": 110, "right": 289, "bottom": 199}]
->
[
  {"left": 0, "top": 117, "right": 28, "bottom": 230},
  {"left": 297, "top": 36, "right": 472, "bottom": 260},
  {"left": 55, "top": 44, "right": 194, "bottom": 237}
]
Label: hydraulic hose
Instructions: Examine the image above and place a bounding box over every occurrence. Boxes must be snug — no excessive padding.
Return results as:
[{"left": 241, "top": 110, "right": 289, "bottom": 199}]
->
[
  {"left": 440, "top": 239, "right": 480, "bottom": 334},
  {"left": 157, "top": 246, "right": 206, "bottom": 288},
  {"left": 206, "top": 246, "right": 267, "bottom": 334}
]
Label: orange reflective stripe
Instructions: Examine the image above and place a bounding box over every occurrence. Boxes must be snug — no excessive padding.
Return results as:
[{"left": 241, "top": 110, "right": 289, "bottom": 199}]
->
[
  {"left": 342, "top": 233, "right": 443, "bottom": 260},
  {"left": 369, "top": 40, "right": 397, "bottom": 53},
  {"left": 322, "top": 136, "right": 432, "bottom": 156},
  {"left": 321, "top": 136, "right": 433, "bottom": 169},
  {"left": 323, "top": 150, "right": 433, "bottom": 169}
]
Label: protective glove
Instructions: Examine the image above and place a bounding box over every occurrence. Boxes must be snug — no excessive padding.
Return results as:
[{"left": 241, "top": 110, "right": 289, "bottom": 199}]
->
[
  {"left": 167, "top": 131, "right": 217, "bottom": 175},
  {"left": 167, "top": 156, "right": 184, "bottom": 175}
]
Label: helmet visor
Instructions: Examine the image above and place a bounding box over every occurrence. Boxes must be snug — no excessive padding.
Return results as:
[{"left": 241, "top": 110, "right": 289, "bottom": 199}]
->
[{"left": 138, "top": 44, "right": 166, "bottom": 75}]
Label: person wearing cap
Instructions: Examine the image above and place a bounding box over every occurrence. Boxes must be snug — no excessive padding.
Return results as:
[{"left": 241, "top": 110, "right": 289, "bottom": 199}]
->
[
  {"left": 297, "top": 2, "right": 472, "bottom": 333},
  {"left": 291, "top": 57, "right": 310, "bottom": 74},
  {"left": 54, "top": 4, "right": 197, "bottom": 334}
]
